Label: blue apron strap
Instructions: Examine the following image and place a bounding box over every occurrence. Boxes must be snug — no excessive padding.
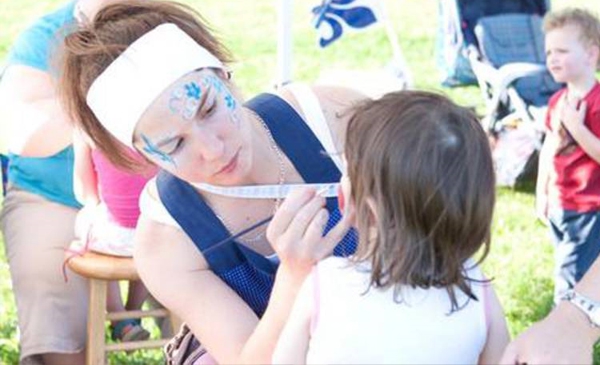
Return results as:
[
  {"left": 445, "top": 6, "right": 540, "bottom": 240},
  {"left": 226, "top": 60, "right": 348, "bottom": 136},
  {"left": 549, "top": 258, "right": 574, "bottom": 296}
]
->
[
  {"left": 156, "top": 171, "right": 248, "bottom": 272},
  {"left": 246, "top": 93, "right": 341, "bottom": 213},
  {"left": 157, "top": 171, "right": 277, "bottom": 274}
]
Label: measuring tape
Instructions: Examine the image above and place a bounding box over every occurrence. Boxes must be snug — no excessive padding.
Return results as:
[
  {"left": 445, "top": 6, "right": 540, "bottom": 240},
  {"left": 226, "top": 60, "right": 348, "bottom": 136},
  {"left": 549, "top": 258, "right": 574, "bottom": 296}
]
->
[{"left": 190, "top": 182, "right": 339, "bottom": 199}]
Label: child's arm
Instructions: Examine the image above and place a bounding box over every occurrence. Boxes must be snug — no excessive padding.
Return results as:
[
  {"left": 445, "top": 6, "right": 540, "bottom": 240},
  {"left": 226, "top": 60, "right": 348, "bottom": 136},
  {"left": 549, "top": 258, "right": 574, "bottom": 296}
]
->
[
  {"left": 478, "top": 284, "right": 510, "bottom": 365},
  {"left": 535, "top": 132, "right": 552, "bottom": 222},
  {"left": 561, "top": 100, "right": 600, "bottom": 163},
  {"left": 271, "top": 268, "right": 315, "bottom": 365},
  {"left": 72, "top": 129, "right": 100, "bottom": 206}
]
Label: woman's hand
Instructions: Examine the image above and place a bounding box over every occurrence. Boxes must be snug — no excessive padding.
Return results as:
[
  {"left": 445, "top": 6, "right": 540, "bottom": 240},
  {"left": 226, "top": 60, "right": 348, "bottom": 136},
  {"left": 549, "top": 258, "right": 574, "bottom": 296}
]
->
[
  {"left": 500, "top": 301, "right": 600, "bottom": 365},
  {"left": 267, "top": 187, "right": 351, "bottom": 275}
]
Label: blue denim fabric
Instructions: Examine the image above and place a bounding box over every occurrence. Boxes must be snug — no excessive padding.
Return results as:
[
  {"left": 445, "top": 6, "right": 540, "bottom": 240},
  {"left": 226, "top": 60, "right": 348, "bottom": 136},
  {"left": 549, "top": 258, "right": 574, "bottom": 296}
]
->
[{"left": 548, "top": 208, "right": 600, "bottom": 303}]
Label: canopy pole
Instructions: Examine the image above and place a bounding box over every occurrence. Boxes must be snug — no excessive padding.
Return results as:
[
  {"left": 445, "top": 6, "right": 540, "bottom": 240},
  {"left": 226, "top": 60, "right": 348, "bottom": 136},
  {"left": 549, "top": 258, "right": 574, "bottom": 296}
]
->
[{"left": 276, "top": 0, "right": 293, "bottom": 88}]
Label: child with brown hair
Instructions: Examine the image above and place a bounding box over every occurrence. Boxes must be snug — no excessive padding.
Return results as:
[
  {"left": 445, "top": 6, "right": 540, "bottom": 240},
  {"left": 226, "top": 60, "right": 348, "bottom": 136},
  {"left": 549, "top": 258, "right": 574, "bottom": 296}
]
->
[
  {"left": 537, "top": 7, "right": 600, "bottom": 304},
  {"left": 272, "top": 90, "right": 509, "bottom": 364}
]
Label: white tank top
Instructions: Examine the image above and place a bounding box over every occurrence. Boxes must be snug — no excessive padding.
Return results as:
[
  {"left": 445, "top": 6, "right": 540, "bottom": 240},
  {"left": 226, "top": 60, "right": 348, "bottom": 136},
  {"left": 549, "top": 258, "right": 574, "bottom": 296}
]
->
[{"left": 306, "top": 257, "right": 488, "bottom": 364}]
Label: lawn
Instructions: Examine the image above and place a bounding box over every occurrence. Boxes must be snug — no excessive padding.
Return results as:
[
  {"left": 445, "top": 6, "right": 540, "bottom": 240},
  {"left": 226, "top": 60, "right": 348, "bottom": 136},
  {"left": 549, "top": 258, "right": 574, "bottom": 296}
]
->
[{"left": 0, "top": 0, "right": 591, "bottom": 363}]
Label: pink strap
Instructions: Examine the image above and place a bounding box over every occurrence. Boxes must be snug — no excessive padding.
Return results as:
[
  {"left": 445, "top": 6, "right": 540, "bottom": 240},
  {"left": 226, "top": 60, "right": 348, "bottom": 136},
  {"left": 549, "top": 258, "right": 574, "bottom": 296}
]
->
[
  {"left": 309, "top": 266, "right": 321, "bottom": 335},
  {"left": 61, "top": 228, "right": 94, "bottom": 283},
  {"left": 482, "top": 279, "right": 492, "bottom": 336}
]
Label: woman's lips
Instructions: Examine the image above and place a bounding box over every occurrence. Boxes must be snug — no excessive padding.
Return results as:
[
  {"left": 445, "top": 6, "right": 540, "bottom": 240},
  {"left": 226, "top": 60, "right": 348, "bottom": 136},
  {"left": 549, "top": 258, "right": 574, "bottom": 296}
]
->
[{"left": 215, "top": 150, "right": 239, "bottom": 176}]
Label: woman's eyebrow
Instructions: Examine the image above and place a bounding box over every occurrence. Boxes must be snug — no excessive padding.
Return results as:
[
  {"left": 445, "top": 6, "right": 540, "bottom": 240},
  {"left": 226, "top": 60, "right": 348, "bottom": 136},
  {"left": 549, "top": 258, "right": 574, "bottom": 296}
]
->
[{"left": 191, "top": 80, "right": 211, "bottom": 119}]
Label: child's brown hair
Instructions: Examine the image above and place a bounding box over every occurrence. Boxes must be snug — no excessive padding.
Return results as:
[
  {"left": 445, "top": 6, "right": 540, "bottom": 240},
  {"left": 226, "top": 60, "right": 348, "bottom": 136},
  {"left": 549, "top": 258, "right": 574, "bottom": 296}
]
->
[
  {"left": 543, "top": 7, "right": 600, "bottom": 68},
  {"left": 345, "top": 90, "right": 495, "bottom": 311}
]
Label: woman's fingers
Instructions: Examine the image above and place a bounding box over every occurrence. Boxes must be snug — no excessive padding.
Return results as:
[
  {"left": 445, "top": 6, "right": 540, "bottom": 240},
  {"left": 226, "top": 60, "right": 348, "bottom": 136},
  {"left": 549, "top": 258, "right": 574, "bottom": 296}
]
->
[
  {"left": 303, "top": 208, "right": 329, "bottom": 244},
  {"left": 267, "top": 187, "right": 352, "bottom": 265},
  {"left": 284, "top": 194, "right": 326, "bottom": 239},
  {"left": 318, "top": 211, "right": 352, "bottom": 257},
  {"left": 267, "top": 188, "right": 316, "bottom": 242}
]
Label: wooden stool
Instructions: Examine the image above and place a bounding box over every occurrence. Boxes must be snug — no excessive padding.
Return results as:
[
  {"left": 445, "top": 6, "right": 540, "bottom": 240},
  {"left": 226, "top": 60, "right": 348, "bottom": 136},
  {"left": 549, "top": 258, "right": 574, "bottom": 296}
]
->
[{"left": 66, "top": 242, "right": 180, "bottom": 365}]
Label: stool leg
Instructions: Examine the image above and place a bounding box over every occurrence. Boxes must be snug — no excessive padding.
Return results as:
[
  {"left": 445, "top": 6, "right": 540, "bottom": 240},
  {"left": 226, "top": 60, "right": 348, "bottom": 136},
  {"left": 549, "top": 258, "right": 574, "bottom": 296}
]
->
[{"left": 87, "top": 278, "right": 107, "bottom": 365}]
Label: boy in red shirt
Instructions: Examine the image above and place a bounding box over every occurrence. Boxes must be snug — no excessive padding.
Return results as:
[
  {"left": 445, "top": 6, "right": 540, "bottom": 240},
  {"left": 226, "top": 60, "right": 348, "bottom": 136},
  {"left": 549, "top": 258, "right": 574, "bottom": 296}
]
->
[{"left": 537, "top": 8, "right": 600, "bottom": 303}]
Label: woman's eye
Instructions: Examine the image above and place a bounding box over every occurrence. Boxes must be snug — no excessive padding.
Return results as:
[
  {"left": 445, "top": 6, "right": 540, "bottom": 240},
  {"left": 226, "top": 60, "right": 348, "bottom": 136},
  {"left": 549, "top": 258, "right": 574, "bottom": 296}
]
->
[
  {"left": 204, "top": 101, "right": 217, "bottom": 116},
  {"left": 165, "top": 139, "right": 184, "bottom": 155}
]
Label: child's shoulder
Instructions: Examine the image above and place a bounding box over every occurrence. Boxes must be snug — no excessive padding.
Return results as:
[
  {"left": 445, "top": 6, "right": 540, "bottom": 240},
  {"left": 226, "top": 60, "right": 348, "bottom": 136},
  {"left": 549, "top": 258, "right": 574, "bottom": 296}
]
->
[
  {"left": 463, "top": 258, "right": 486, "bottom": 281},
  {"left": 548, "top": 86, "right": 567, "bottom": 107},
  {"left": 316, "top": 256, "right": 370, "bottom": 280},
  {"left": 317, "top": 255, "right": 354, "bottom": 271}
]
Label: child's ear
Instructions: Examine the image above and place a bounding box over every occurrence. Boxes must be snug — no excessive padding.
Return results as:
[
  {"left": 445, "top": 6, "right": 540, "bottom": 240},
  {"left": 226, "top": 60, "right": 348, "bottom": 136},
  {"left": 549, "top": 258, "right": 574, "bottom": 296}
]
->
[{"left": 338, "top": 175, "right": 356, "bottom": 224}]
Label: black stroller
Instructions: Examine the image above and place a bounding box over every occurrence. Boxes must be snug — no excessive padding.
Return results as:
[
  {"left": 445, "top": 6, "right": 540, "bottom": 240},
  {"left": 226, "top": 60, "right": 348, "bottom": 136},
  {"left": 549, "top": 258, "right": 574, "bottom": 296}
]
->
[{"left": 437, "top": 0, "right": 562, "bottom": 186}]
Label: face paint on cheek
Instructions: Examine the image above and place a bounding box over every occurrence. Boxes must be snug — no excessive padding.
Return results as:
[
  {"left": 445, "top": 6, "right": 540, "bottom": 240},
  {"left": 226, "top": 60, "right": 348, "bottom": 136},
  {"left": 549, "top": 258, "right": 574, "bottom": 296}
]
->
[{"left": 140, "top": 134, "right": 176, "bottom": 167}]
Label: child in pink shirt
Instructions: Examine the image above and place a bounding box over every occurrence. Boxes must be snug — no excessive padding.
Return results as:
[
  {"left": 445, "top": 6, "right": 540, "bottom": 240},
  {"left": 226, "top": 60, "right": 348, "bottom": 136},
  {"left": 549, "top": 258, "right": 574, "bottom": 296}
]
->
[{"left": 73, "top": 129, "right": 157, "bottom": 342}]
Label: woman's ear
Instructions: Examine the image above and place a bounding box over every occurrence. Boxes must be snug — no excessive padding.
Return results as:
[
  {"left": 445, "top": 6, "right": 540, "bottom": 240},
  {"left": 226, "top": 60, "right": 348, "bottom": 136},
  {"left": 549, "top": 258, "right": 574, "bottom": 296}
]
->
[{"left": 215, "top": 68, "right": 232, "bottom": 80}]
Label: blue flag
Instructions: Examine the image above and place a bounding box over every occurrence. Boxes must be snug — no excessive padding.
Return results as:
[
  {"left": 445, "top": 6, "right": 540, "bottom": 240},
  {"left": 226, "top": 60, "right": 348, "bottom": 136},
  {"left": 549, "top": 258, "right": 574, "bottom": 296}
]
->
[{"left": 312, "top": 0, "right": 382, "bottom": 48}]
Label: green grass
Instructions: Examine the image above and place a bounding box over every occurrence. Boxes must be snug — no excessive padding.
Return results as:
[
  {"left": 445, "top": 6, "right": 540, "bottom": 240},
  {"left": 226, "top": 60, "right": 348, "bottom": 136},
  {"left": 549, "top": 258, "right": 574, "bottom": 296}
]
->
[{"left": 0, "top": 0, "right": 593, "bottom": 363}]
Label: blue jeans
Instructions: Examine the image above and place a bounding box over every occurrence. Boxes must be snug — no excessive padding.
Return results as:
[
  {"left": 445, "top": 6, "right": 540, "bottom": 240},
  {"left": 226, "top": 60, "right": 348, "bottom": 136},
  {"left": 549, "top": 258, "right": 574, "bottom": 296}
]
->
[{"left": 548, "top": 209, "right": 600, "bottom": 304}]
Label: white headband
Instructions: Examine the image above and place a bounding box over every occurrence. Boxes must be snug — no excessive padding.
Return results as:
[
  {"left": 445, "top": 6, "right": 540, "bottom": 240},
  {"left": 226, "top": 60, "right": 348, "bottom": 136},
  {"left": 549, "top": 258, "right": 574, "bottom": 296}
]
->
[{"left": 86, "top": 23, "right": 225, "bottom": 148}]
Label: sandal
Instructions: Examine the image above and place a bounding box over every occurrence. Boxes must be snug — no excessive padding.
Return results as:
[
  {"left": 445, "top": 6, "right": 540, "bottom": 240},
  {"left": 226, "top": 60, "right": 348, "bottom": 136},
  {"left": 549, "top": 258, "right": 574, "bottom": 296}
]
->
[{"left": 111, "top": 319, "right": 151, "bottom": 342}]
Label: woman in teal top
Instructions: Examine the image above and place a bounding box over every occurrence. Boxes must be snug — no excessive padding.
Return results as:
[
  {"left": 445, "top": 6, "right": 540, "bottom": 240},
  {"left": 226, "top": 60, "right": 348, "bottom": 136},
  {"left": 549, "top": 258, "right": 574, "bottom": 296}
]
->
[{"left": 0, "top": 1, "right": 116, "bottom": 363}]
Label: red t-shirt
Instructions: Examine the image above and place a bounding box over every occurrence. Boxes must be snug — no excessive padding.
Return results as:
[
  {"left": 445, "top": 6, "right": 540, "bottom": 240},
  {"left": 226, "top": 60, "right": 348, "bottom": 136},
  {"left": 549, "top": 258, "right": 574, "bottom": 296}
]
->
[{"left": 545, "top": 81, "right": 600, "bottom": 212}]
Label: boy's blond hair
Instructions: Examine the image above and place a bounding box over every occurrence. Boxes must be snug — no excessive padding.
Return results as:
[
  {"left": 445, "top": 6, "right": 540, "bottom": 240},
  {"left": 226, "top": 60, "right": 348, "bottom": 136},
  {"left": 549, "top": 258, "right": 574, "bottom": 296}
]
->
[{"left": 543, "top": 8, "right": 600, "bottom": 68}]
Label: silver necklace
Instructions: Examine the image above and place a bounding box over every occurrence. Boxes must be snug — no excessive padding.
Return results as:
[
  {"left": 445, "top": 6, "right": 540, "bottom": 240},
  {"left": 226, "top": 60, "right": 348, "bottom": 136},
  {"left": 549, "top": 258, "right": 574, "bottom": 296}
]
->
[{"left": 215, "top": 108, "right": 287, "bottom": 244}]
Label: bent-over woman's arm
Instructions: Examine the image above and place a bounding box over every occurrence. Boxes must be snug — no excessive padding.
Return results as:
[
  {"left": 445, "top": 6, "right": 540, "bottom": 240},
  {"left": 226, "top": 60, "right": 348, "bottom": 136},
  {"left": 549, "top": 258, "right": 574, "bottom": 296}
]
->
[{"left": 134, "top": 186, "right": 350, "bottom": 364}]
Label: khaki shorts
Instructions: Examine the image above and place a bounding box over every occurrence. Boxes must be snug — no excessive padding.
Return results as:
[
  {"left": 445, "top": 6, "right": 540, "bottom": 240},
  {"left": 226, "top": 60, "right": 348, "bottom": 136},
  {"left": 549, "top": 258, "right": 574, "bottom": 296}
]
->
[{"left": 1, "top": 187, "right": 88, "bottom": 361}]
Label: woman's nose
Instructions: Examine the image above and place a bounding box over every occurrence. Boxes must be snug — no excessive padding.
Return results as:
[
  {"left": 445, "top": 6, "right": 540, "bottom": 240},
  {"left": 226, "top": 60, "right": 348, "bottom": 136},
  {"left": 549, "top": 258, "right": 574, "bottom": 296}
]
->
[{"left": 194, "top": 128, "right": 225, "bottom": 161}]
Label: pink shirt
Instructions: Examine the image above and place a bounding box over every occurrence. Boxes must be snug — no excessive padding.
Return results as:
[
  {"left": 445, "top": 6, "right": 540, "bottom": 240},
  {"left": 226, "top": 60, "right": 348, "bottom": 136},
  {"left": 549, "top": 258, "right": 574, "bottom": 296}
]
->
[{"left": 92, "top": 149, "right": 156, "bottom": 228}]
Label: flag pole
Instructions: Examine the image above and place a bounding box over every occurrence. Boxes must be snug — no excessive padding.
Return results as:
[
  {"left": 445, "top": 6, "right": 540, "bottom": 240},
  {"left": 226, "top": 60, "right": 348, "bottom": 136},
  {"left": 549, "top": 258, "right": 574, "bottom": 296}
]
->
[
  {"left": 379, "top": 0, "right": 413, "bottom": 88},
  {"left": 276, "top": 0, "right": 293, "bottom": 88}
]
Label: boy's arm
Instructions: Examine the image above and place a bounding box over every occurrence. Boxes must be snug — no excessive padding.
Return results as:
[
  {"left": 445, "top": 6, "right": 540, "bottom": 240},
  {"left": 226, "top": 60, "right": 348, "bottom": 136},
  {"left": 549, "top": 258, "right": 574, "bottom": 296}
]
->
[
  {"left": 72, "top": 130, "right": 100, "bottom": 206},
  {"left": 478, "top": 284, "right": 510, "bottom": 365},
  {"left": 561, "top": 100, "right": 600, "bottom": 163},
  {"left": 535, "top": 131, "right": 553, "bottom": 222},
  {"left": 271, "top": 269, "right": 314, "bottom": 365}
]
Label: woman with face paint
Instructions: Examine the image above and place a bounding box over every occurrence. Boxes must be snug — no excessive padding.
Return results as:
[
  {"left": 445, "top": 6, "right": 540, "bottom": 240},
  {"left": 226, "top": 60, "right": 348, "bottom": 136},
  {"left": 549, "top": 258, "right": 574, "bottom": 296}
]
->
[{"left": 59, "top": 1, "right": 364, "bottom": 363}]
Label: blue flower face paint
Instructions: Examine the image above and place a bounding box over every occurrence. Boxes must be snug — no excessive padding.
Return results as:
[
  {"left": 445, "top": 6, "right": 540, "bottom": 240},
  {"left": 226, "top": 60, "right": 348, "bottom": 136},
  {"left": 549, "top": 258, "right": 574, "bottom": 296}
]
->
[
  {"left": 141, "top": 134, "right": 175, "bottom": 166},
  {"left": 169, "top": 81, "right": 203, "bottom": 120},
  {"left": 202, "top": 75, "right": 241, "bottom": 126}
]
